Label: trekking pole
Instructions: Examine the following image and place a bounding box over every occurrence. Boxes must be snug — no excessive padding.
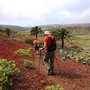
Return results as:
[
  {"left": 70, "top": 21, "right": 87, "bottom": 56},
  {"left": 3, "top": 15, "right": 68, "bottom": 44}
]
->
[
  {"left": 55, "top": 55, "right": 61, "bottom": 74},
  {"left": 57, "top": 47, "right": 67, "bottom": 62},
  {"left": 32, "top": 46, "right": 36, "bottom": 68},
  {"left": 39, "top": 50, "right": 41, "bottom": 72}
]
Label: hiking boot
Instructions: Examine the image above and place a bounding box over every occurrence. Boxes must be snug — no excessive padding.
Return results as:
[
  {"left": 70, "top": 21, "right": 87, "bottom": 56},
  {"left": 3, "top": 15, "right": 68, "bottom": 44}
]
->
[
  {"left": 51, "top": 70, "right": 54, "bottom": 75},
  {"left": 48, "top": 69, "right": 51, "bottom": 75},
  {"left": 48, "top": 69, "right": 54, "bottom": 75}
]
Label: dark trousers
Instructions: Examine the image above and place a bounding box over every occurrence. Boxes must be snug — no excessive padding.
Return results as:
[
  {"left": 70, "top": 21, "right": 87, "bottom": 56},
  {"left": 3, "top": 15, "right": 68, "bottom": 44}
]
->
[{"left": 44, "top": 51, "right": 55, "bottom": 71}]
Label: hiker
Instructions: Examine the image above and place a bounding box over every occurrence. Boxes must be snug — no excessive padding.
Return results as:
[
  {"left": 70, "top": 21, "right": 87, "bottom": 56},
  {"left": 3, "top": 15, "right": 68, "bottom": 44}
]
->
[
  {"left": 33, "top": 38, "right": 39, "bottom": 55},
  {"left": 39, "top": 31, "right": 56, "bottom": 75}
]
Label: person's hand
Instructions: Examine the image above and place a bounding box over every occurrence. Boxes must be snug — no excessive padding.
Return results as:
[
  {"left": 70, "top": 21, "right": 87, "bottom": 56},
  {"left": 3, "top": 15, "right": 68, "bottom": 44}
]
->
[{"left": 39, "top": 48, "right": 43, "bottom": 51}]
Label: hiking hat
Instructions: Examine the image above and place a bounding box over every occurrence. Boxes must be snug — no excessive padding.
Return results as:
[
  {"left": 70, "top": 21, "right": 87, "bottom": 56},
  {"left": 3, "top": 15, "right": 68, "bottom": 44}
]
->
[{"left": 44, "top": 31, "right": 51, "bottom": 35}]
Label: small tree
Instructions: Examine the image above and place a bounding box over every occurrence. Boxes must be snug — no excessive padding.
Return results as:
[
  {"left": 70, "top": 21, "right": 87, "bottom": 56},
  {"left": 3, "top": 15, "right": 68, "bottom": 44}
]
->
[
  {"left": 5, "top": 28, "right": 11, "bottom": 37},
  {"left": 51, "top": 28, "right": 71, "bottom": 48},
  {"left": 30, "top": 26, "right": 42, "bottom": 38},
  {"left": 59, "top": 28, "right": 70, "bottom": 48},
  {"left": 0, "top": 28, "right": 3, "bottom": 32},
  {"left": 51, "top": 29, "right": 61, "bottom": 40}
]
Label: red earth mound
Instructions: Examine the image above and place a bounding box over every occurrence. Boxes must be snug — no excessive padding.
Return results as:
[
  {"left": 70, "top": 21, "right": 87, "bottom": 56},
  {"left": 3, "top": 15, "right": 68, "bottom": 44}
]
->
[{"left": 0, "top": 36, "right": 90, "bottom": 90}]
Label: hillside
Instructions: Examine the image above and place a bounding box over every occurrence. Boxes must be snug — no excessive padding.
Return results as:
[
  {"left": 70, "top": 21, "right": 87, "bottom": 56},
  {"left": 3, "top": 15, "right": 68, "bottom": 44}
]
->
[
  {"left": 0, "top": 25, "right": 27, "bottom": 31},
  {"left": 0, "top": 36, "right": 54, "bottom": 90},
  {"left": 1, "top": 36, "right": 90, "bottom": 90},
  {"left": 0, "top": 36, "right": 28, "bottom": 60},
  {"left": 0, "top": 23, "right": 90, "bottom": 32},
  {"left": 39, "top": 23, "right": 90, "bottom": 31}
]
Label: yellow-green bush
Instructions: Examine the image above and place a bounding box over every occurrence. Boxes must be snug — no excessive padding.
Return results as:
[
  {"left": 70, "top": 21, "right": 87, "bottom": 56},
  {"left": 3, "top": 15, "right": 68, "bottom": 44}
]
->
[
  {"left": 45, "top": 84, "right": 63, "bottom": 90},
  {"left": 0, "top": 59, "right": 20, "bottom": 90},
  {"left": 0, "top": 32, "right": 8, "bottom": 38},
  {"left": 24, "top": 60, "right": 33, "bottom": 68},
  {"left": 16, "top": 48, "right": 33, "bottom": 56}
]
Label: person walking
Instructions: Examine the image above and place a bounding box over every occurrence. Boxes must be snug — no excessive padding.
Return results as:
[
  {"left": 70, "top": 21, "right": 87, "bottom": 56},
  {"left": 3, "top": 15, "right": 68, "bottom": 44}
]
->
[
  {"left": 33, "top": 38, "right": 39, "bottom": 55},
  {"left": 39, "top": 31, "right": 56, "bottom": 75}
]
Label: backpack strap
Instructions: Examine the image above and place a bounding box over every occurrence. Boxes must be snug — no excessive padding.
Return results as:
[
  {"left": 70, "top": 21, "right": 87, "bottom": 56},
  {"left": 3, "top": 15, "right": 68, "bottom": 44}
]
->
[
  {"left": 47, "top": 37, "right": 52, "bottom": 46},
  {"left": 47, "top": 36, "right": 55, "bottom": 47},
  {"left": 49, "top": 36, "right": 55, "bottom": 41}
]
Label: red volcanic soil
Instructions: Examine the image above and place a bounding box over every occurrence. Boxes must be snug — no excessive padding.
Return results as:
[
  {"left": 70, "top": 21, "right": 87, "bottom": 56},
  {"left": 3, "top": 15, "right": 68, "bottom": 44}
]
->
[{"left": 0, "top": 36, "right": 90, "bottom": 90}]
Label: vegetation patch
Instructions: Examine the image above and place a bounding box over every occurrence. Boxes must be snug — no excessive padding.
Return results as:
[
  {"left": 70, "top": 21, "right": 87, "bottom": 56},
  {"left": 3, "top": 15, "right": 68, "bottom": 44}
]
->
[
  {"left": 0, "top": 59, "right": 20, "bottom": 90},
  {"left": 23, "top": 60, "right": 33, "bottom": 68},
  {"left": 16, "top": 48, "right": 33, "bottom": 56},
  {"left": 45, "top": 84, "right": 63, "bottom": 90}
]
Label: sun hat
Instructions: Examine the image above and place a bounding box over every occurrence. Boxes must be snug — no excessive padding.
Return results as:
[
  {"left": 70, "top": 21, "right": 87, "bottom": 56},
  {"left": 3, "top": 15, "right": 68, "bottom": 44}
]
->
[{"left": 44, "top": 31, "right": 51, "bottom": 35}]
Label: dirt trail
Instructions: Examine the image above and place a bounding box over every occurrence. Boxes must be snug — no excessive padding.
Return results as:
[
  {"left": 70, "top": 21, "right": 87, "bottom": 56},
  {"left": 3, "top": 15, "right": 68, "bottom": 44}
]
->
[
  {"left": 33, "top": 51, "right": 90, "bottom": 90},
  {"left": 33, "top": 54, "right": 61, "bottom": 84}
]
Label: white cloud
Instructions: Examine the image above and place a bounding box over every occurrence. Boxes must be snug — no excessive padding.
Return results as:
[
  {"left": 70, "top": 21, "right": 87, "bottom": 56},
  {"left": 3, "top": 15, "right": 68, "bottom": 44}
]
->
[
  {"left": 58, "top": 7, "right": 90, "bottom": 24},
  {"left": 0, "top": 0, "right": 90, "bottom": 26}
]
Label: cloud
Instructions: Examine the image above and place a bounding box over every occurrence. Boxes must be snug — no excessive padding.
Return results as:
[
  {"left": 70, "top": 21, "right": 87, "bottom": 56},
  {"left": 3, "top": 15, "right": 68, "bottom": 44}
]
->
[
  {"left": 58, "top": 7, "right": 90, "bottom": 24},
  {"left": 0, "top": 0, "right": 90, "bottom": 26}
]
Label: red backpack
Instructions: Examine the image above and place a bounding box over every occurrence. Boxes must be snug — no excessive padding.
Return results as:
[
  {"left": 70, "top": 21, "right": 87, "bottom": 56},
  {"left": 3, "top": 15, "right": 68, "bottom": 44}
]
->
[{"left": 34, "top": 40, "right": 39, "bottom": 46}]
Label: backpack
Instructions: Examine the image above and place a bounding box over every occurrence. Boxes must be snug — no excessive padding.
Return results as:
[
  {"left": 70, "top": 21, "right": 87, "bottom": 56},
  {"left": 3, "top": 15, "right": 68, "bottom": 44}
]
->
[
  {"left": 34, "top": 40, "right": 39, "bottom": 46},
  {"left": 47, "top": 37, "right": 56, "bottom": 51}
]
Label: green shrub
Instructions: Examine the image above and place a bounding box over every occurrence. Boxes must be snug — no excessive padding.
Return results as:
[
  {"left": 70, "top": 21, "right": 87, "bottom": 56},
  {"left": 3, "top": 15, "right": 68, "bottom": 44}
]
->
[
  {"left": 24, "top": 60, "right": 33, "bottom": 68},
  {"left": 16, "top": 48, "right": 33, "bottom": 56},
  {"left": 0, "top": 32, "right": 8, "bottom": 38},
  {"left": 0, "top": 59, "right": 20, "bottom": 90},
  {"left": 45, "top": 84, "right": 63, "bottom": 90}
]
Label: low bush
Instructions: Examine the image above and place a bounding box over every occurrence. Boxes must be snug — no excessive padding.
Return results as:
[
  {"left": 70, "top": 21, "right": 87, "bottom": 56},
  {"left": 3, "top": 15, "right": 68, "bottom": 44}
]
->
[
  {"left": 0, "top": 32, "right": 8, "bottom": 38},
  {"left": 16, "top": 48, "right": 33, "bottom": 56},
  {"left": 24, "top": 60, "right": 33, "bottom": 68},
  {"left": 45, "top": 84, "right": 63, "bottom": 90},
  {"left": 0, "top": 59, "right": 20, "bottom": 90}
]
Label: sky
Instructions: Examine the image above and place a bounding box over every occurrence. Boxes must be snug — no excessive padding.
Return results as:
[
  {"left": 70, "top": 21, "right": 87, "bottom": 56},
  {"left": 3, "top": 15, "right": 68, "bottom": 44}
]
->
[{"left": 0, "top": 0, "right": 90, "bottom": 27}]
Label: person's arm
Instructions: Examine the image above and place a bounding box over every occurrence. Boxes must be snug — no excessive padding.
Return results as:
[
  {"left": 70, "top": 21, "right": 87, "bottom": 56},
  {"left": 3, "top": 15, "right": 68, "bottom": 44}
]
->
[
  {"left": 39, "top": 42, "right": 47, "bottom": 50},
  {"left": 33, "top": 41, "right": 35, "bottom": 47}
]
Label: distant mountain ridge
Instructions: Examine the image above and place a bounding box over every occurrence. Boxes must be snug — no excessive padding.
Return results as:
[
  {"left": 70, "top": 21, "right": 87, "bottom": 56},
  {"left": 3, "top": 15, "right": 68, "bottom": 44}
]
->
[
  {"left": 0, "top": 23, "right": 90, "bottom": 31},
  {"left": 0, "top": 25, "right": 27, "bottom": 31},
  {"left": 39, "top": 23, "right": 90, "bottom": 31}
]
